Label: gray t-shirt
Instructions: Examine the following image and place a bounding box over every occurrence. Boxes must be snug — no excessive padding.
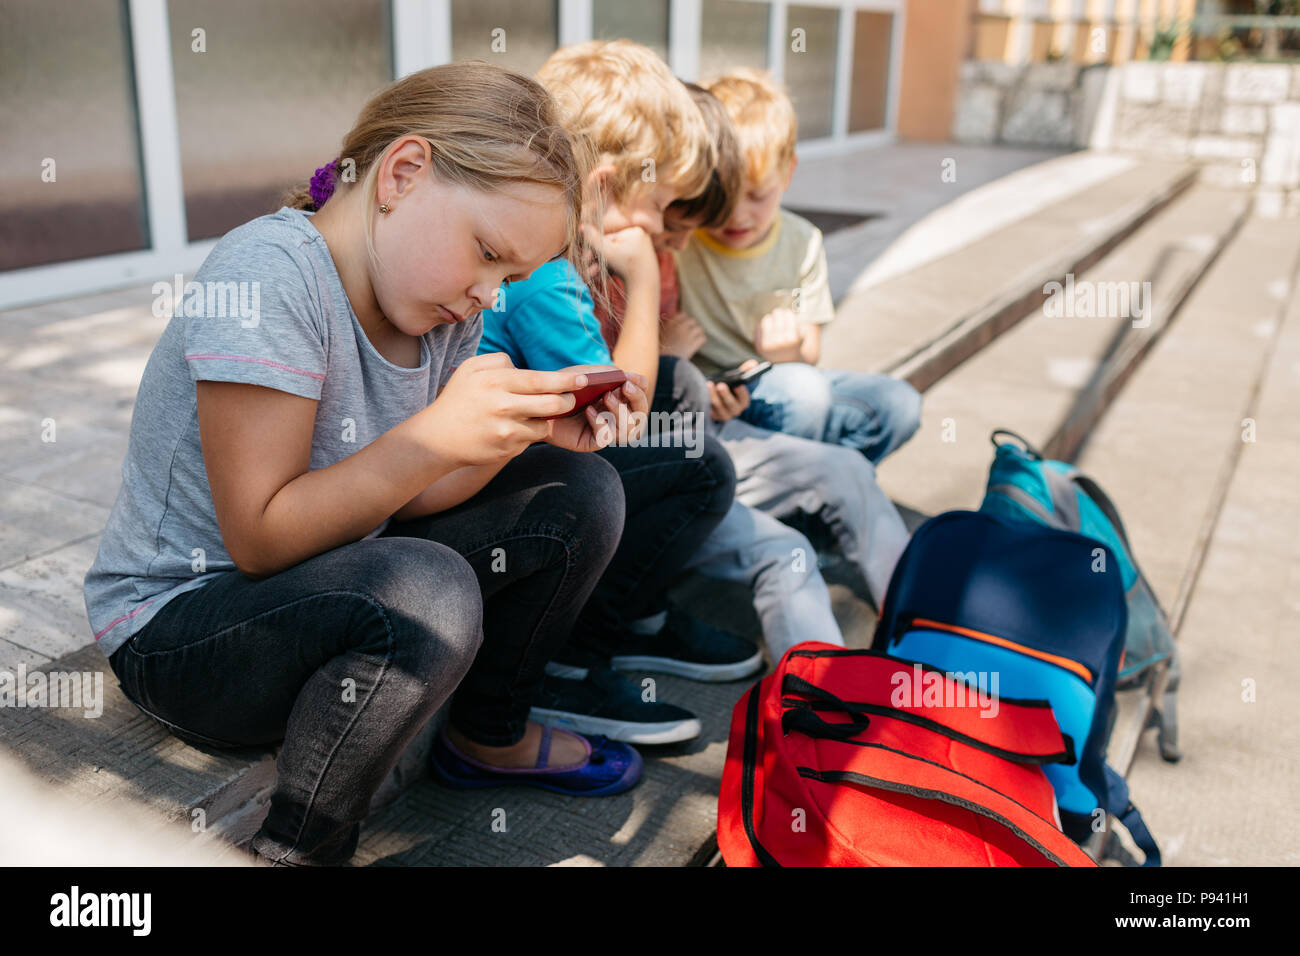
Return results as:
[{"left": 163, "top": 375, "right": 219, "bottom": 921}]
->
[{"left": 84, "top": 206, "right": 481, "bottom": 658}]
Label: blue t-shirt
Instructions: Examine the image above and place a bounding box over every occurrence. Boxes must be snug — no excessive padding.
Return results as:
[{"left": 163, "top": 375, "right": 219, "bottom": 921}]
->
[{"left": 478, "top": 259, "right": 612, "bottom": 370}]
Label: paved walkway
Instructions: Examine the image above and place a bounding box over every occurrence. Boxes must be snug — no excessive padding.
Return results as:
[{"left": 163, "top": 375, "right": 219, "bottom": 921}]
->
[{"left": 786, "top": 141, "right": 1070, "bottom": 303}]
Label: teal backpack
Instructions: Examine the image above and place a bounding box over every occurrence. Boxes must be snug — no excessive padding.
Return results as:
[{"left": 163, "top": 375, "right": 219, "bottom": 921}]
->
[{"left": 980, "top": 429, "right": 1182, "bottom": 763}]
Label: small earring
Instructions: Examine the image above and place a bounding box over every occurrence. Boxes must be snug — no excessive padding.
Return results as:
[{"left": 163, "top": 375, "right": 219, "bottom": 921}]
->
[{"left": 379, "top": 203, "right": 390, "bottom": 214}]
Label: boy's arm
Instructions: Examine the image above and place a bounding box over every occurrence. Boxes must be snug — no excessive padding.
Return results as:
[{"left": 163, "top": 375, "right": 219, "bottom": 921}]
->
[
  {"left": 586, "top": 224, "right": 662, "bottom": 395},
  {"left": 609, "top": 266, "right": 661, "bottom": 395}
]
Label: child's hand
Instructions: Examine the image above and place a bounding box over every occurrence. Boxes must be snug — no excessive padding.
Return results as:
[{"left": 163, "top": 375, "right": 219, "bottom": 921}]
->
[
  {"left": 422, "top": 353, "right": 592, "bottom": 466},
  {"left": 660, "top": 312, "right": 707, "bottom": 359},
  {"left": 546, "top": 368, "right": 650, "bottom": 453},
  {"left": 580, "top": 222, "right": 657, "bottom": 285},
  {"left": 708, "top": 380, "right": 750, "bottom": 422},
  {"left": 753, "top": 308, "right": 805, "bottom": 363}
]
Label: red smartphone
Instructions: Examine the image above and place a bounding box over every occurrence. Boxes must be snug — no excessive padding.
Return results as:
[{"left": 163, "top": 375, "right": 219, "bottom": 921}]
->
[{"left": 539, "top": 369, "right": 629, "bottom": 420}]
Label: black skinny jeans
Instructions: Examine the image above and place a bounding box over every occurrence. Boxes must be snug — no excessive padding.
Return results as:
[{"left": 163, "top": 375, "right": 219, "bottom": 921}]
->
[
  {"left": 566, "top": 356, "right": 736, "bottom": 656},
  {"left": 107, "top": 445, "right": 624, "bottom": 865}
]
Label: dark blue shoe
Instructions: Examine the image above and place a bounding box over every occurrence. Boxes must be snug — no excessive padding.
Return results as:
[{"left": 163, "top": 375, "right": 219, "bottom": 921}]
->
[
  {"left": 531, "top": 664, "right": 702, "bottom": 744},
  {"left": 429, "top": 725, "right": 642, "bottom": 797},
  {"left": 609, "top": 608, "right": 763, "bottom": 682}
]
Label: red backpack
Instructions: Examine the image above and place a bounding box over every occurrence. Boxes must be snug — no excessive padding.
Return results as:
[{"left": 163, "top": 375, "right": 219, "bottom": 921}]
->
[{"left": 718, "top": 645, "right": 1097, "bottom": 867}]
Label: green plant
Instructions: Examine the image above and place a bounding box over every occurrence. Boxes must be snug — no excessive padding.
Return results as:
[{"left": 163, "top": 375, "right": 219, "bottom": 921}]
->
[
  {"left": 1216, "top": 32, "right": 1244, "bottom": 60},
  {"left": 1148, "top": 21, "right": 1184, "bottom": 60}
]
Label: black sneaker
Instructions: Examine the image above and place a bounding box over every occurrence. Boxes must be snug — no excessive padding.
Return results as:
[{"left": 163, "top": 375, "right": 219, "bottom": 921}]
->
[
  {"left": 609, "top": 608, "right": 764, "bottom": 682},
  {"left": 529, "top": 664, "right": 702, "bottom": 745}
]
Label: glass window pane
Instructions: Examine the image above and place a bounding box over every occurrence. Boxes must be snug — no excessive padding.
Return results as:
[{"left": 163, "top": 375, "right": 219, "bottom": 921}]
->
[
  {"left": 786, "top": 4, "right": 839, "bottom": 140},
  {"left": 701, "top": 0, "right": 770, "bottom": 77},
  {"left": 849, "top": 11, "right": 893, "bottom": 132},
  {"left": 169, "top": 0, "right": 393, "bottom": 242},
  {"left": 452, "top": 0, "right": 558, "bottom": 78},
  {"left": 0, "top": 0, "right": 148, "bottom": 272},
  {"left": 593, "top": 0, "right": 670, "bottom": 62}
]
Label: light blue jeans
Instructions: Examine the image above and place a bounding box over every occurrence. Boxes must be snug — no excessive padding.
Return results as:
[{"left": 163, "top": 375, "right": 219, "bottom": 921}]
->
[
  {"left": 719, "top": 418, "right": 910, "bottom": 610},
  {"left": 683, "top": 500, "right": 843, "bottom": 660},
  {"left": 741, "top": 364, "right": 922, "bottom": 464},
  {"left": 682, "top": 419, "right": 913, "bottom": 660}
]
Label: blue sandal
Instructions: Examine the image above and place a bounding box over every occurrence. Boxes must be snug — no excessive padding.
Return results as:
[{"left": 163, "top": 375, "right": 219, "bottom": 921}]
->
[{"left": 430, "top": 724, "right": 642, "bottom": 796}]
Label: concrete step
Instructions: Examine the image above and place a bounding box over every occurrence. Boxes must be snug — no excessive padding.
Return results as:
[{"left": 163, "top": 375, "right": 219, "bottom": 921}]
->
[
  {"left": 870, "top": 183, "right": 1252, "bottom": 516},
  {"left": 826, "top": 156, "right": 1198, "bottom": 393},
  {"left": 1071, "top": 216, "right": 1300, "bottom": 866},
  {"left": 0, "top": 642, "right": 441, "bottom": 855},
  {"left": 0, "top": 744, "right": 252, "bottom": 865},
  {"left": 1073, "top": 215, "right": 1300, "bottom": 617}
]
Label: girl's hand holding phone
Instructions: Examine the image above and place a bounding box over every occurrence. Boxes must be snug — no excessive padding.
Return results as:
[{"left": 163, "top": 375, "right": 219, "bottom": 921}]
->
[
  {"left": 545, "top": 365, "right": 650, "bottom": 453},
  {"left": 421, "top": 353, "right": 599, "bottom": 466}
]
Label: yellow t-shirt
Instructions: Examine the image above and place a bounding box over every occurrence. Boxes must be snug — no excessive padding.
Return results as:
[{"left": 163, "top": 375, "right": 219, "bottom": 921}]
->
[{"left": 673, "top": 208, "right": 835, "bottom": 377}]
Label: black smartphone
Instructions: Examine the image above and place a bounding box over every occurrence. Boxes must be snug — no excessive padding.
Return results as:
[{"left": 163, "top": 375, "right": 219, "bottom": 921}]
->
[{"left": 711, "top": 361, "right": 773, "bottom": 389}]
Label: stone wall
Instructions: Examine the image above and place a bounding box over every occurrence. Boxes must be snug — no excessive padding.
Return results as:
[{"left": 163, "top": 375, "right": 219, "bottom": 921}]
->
[
  {"left": 952, "top": 61, "right": 1111, "bottom": 149},
  {"left": 953, "top": 61, "right": 1300, "bottom": 215}
]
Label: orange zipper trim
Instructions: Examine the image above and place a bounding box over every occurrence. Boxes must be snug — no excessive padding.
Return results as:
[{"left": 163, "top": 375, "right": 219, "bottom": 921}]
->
[{"left": 911, "top": 618, "right": 1093, "bottom": 684}]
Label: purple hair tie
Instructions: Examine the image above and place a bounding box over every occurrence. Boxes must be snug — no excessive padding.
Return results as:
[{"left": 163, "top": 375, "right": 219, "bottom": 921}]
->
[{"left": 309, "top": 158, "right": 340, "bottom": 210}]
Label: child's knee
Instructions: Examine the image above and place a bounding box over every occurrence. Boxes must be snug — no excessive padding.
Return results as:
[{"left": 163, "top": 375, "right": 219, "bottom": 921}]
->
[
  {"left": 746, "top": 526, "right": 815, "bottom": 587},
  {"left": 892, "top": 380, "right": 923, "bottom": 443},
  {"left": 350, "top": 539, "right": 485, "bottom": 674},
  {"left": 695, "top": 434, "right": 738, "bottom": 511},
  {"left": 764, "top": 364, "right": 833, "bottom": 437},
  {"left": 820, "top": 443, "right": 879, "bottom": 495}
]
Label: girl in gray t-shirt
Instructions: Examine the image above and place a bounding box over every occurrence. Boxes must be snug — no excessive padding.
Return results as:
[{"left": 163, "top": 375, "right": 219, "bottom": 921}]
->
[{"left": 84, "top": 62, "right": 652, "bottom": 865}]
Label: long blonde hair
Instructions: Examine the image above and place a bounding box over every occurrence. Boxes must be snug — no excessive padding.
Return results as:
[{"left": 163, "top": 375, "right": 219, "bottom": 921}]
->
[{"left": 282, "top": 61, "right": 596, "bottom": 282}]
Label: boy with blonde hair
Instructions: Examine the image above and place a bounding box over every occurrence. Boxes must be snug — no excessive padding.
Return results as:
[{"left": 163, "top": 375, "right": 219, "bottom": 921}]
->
[
  {"left": 675, "top": 68, "right": 922, "bottom": 464},
  {"left": 479, "top": 41, "right": 760, "bottom": 747}
]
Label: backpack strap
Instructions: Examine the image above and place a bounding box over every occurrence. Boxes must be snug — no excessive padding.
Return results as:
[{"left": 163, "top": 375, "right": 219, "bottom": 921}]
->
[
  {"left": 988, "top": 429, "right": 1081, "bottom": 530},
  {"left": 1103, "top": 763, "right": 1162, "bottom": 866},
  {"left": 1072, "top": 474, "right": 1135, "bottom": 553},
  {"left": 986, "top": 482, "right": 1065, "bottom": 528},
  {"left": 1041, "top": 467, "right": 1083, "bottom": 531},
  {"left": 781, "top": 673, "right": 1074, "bottom": 765},
  {"left": 781, "top": 706, "right": 872, "bottom": 740},
  {"left": 1074, "top": 473, "right": 1179, "bottom": 665},
  {"left": 991, "top": 429, "right": 1044, "bottom": 459}
]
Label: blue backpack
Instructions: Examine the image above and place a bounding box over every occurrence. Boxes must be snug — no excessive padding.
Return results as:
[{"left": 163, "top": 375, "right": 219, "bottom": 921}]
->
[
  {"left": 872, "top": 509, "right": 1162, "bottom": 865},
  {"left": 980, "top": 429, "right": 1181, "bottom": 762}
]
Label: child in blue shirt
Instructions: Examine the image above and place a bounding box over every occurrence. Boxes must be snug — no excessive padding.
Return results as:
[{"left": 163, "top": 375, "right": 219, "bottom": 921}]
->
[{"left": 479, "top": 41, "right": 760, "bottom": 746}]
